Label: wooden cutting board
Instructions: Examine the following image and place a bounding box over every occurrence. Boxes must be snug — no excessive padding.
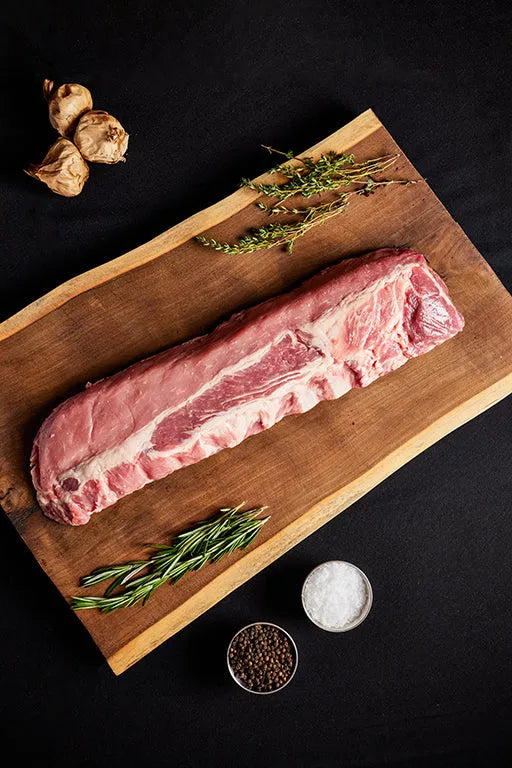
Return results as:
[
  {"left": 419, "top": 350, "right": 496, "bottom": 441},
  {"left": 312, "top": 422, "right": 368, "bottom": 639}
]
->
[{"left": 1, "top": 110, "right": 511, "bottom": 675}]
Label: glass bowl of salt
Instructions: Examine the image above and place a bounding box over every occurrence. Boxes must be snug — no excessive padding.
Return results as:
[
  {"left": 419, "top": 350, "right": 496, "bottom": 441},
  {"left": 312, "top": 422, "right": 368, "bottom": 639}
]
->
[{"left": 301, "top": 561, "right": 373, "bottom": 632}]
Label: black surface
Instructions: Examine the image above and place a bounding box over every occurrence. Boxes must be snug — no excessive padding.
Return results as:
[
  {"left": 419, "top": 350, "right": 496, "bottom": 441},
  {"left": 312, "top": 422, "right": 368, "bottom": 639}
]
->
[{"left": 1, "top": 1, "right": 511, "bottom": 766}]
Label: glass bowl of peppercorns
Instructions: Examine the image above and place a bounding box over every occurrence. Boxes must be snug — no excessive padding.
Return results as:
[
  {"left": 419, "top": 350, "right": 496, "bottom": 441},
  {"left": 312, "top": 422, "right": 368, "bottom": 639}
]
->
[{"left": 227, "top": 622, "right": 298, "bottom": 694}]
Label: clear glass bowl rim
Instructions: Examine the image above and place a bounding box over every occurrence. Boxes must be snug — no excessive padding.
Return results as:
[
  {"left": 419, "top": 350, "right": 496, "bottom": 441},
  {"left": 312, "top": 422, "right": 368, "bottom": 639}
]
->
[
  {"left": 227, "top": 621, "right": 299, "bottom": 695},
  {"left": 301, "top": 560, "right": 373, "bottom": 632}
]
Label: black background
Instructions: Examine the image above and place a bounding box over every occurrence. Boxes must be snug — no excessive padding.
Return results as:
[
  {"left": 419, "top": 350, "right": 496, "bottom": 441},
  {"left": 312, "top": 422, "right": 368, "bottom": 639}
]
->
[{"left": 1, "top": 1, "right": 511, "bottom": 766}]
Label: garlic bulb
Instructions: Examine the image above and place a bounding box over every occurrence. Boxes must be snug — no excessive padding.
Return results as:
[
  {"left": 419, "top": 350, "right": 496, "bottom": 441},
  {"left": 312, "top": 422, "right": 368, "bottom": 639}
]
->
[
  {"left": 74, "top": 110, "right": 129, "bottom": 164},
  {"left": 43, "top": 79, "right": 93, "bottom": 137},
  {"left": 25, "top": 138, "right": 89, "bottom": 197}
]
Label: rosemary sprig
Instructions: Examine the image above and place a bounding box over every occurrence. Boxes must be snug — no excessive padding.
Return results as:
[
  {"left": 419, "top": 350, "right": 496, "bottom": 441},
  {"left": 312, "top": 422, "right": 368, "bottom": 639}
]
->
[
  {"left": 196, "top": 146, "right": 416, "bottom": 255},
  {"left": 71, "top": 504, "right": 269, "bottom": 613}
]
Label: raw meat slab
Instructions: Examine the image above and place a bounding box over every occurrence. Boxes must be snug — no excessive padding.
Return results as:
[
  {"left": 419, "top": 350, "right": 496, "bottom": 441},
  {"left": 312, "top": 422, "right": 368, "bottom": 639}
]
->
[{"left": 32, "top": 248, "right": 464, "bottom": 525}]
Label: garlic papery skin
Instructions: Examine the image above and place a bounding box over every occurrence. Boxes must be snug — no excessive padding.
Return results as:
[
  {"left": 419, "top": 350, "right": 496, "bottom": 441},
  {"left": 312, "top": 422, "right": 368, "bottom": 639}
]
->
[
  {"left": 73, "top": 110, "right": 129, "bottom": 164},
  {"left": 25, "top": 137, "right": 90, "bottom": 197},
  {"left": 43, "top": 79, "right": 93, "bottom": 138}
]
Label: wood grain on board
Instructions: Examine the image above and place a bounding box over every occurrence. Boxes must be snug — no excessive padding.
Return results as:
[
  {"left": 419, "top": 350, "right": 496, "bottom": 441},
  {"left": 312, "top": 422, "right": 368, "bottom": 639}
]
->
[{"left": 1, "top": 110, "right": 511, "bottom": 674}]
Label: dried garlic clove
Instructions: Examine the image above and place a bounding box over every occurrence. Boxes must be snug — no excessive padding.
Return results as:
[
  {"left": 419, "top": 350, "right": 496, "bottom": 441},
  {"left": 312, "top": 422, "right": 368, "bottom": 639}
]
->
[
  {"left": 74, "top": 110, "right": 129, "bottom": 164},
  {"left": 25, "top": 137, "right": 89, "bottom": 197},
  {"left": 43, "top": 78, "right": 93, "bottom": 137}
]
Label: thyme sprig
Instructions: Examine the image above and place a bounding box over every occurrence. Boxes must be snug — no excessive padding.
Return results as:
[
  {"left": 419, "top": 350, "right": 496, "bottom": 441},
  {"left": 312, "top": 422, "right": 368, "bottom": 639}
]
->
[
  {"left": 242, "top": 149, "right": 401, "bottom": 203},
  {"left": 196, "top": 146, "right": 416, "bottom": 255},
  {"left": 256, "top": 178, "right": 404, "bottom": 216},
  {"left": 71, "top": 504, "right": 269, "bottom": 613}
]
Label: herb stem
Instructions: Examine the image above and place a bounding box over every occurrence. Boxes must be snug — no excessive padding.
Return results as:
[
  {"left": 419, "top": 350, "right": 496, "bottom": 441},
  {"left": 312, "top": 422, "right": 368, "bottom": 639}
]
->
[
  {"left": 196, "top": 146, "right": 416, "bottom": 255},
  {"left": 71, "top": 505, "right": 269, "bottom": 613}
]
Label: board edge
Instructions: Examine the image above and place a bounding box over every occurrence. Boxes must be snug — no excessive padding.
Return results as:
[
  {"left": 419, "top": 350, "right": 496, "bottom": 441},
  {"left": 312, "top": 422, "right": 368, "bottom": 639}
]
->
[
  {"left": 0, "top": 109, "right": 381, "bottom": 342},
  {"left": 106, "top": 372, "right": 512, "bottom": 674}
]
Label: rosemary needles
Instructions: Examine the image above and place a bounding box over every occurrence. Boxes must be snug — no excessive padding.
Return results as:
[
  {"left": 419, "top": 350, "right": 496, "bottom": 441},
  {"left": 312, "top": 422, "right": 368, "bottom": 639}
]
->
[
  {"left": 71, "top": 504, "right": 269, "bottom": 613},
  {"left": 196, "top": 147, "right": 416, "bottom": 255}
]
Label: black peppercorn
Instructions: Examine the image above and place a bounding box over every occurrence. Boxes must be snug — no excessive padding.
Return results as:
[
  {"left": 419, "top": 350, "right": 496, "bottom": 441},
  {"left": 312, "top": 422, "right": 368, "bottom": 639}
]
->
[{"left": 228, "top": 623, "right": 296, "bottom": 693}]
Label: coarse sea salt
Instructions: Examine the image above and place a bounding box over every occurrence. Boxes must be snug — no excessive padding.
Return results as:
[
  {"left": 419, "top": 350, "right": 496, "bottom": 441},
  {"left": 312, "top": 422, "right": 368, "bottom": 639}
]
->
[{"left": 302, "top": 561, "right": 371, "bottom": 631}]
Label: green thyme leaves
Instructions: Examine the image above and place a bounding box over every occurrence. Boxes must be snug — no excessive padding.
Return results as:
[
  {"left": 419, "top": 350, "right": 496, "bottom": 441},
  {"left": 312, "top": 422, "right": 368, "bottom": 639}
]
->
[{"left": 196, "top": 146, "right": 416, "bottom": 255}]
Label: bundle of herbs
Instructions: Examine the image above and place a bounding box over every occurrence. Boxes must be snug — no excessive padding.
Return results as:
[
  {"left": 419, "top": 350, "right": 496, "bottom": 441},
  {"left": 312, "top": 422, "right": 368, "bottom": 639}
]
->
[
  {"left": 196, "top": 147, "right": 416, "bottom": 254},
  {"left": 71, "top": 504, "right": 269, "bottom": 613}
]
